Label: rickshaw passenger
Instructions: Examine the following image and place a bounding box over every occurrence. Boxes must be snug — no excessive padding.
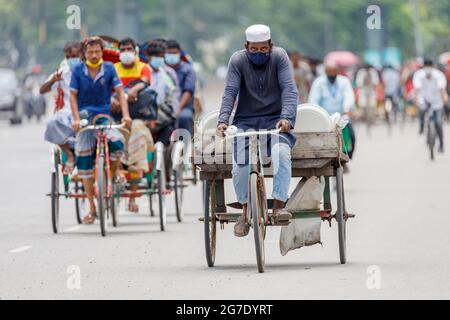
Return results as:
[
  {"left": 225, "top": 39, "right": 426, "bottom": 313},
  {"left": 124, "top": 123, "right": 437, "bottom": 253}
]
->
[
  {"left": 41, "top": 41, "right": 81, "bottom": 174},
  {"left": 70, "top": 36, "right": 132, "bottom": 224},
  {"left": 217, "top": 25, "right": 298, "bottom": 237},
  {"left": 165, "top": 39, "right": 197, "bottom": 137},
  {"left": 146, "top": 39, "right": 180, "bottom": 146},
  {"left": 112, "top": 37, "right": 154, "bottom": 213}
]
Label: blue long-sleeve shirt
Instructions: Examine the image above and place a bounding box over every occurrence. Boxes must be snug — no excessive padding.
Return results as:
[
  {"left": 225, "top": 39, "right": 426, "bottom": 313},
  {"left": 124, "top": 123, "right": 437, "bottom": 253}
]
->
[
  {"left": 219, "top": 47, "right": 299, "bottom": 132},
  {"left": 308, "top": 75, "right": 355, "bottom": 115}
]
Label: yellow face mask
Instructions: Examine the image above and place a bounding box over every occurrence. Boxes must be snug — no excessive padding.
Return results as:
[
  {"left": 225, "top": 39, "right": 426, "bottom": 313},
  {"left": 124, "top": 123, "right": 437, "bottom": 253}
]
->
[{"left": 86, "top": 58, "right": 104, "bottom": 69}]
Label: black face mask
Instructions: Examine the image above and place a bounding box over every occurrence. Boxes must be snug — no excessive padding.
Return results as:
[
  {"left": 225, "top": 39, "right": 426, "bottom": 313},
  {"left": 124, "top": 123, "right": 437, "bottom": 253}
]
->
[{"left": 328, "top": 75, "right": 337, "bottom": 84}]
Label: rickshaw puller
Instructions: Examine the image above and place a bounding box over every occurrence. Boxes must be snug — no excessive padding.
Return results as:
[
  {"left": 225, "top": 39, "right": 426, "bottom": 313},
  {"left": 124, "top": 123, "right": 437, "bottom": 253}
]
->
[{"left": 217, "top": 24, "right": 299, "bottom": 237}]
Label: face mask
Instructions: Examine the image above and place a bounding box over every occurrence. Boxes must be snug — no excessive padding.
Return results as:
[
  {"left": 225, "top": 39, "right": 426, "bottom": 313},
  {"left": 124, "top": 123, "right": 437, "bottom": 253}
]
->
[
  {"left": 327, "top": 75, "right": 337, "bottom": 84},
  {"left": 165, "top": 53, "right": 181, "bottom": 66},
  {"left": 247, "top": 52, "right": 271, "bottom": 66},
  {"left": 86, "top": 58, "right": 103, "bottom": 69},
  {"left": 150, "top": 57, "right": 165, "bottom": 69},
  {"left": 67, "top": 58, "right": 80, "bottom": 70},
  {"left": 120, "top": 51, "right": 136, "bottom": 66}
]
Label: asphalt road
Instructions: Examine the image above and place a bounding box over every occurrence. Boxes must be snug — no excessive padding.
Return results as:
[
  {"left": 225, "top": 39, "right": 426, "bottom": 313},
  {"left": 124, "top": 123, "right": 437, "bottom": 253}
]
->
[{"left": 1, "top": 94, "right": 450, "bottom": 300}]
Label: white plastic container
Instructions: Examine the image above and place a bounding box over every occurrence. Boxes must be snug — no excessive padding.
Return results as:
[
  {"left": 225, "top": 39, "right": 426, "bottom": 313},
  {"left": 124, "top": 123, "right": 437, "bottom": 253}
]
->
[{"left": 294, "top": 104, "right": 334, "bottom": 133}]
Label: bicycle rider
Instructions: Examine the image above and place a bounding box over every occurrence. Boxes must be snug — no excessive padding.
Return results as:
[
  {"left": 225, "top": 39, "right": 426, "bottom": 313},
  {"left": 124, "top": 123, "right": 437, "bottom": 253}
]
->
[
  {"left": 381, "top": 64, "right": 402, "bottom": 121},
  {"left": 413, "top": 59, "right": 449, "bottom": 153},
  {"left": 217, "top": 24, "right": 298, "bottom": 237},
  {"left": 70, "top": 36, "right": 132, "bottom": 224}
]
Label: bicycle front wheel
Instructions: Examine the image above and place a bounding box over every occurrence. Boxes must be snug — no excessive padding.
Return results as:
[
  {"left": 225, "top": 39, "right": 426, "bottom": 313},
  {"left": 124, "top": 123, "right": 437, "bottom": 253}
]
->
[
  {"left": 51, "top": 154, "right": 60, "bottom": 234},
  {"left": 74, "top": 181, "right": 83, "bottom": 225},
  {"left": 97, "top": 156, "right": 108, "bottom": 237},
  {"left": 250, "top": 174, "right": 266, "bottom": 273},
  {"left": 204, "top": 181, "right": 217, "bottom": 268}
]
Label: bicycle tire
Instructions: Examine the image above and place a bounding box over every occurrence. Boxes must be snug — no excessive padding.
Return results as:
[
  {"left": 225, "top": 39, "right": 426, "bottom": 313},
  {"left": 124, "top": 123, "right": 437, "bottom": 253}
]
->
[
  {"left": 336, "top": 166, "right": 347, "bottom": 264},
  {"left": 250, "top": 174, "right": 265, "bottom": 273},
  {"left": 174, "top": 169, "right": 184, "bottom": 223},
  {"left": 97, "top": 156, "right": 107, "bottom": 237},
  {"left": 204, "top": 181, "right": 217, "bottom": 268},
  {"left": 51, "top": 156, "right": 60, "bottom": 234}
]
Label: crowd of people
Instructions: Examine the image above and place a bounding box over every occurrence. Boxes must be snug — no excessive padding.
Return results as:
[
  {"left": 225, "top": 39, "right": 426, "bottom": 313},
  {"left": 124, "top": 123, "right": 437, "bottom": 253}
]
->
[
  {"left": 40, "top": 36, "right": 198, "bottom": 223},
  {"left": 287, "top": 51, "right": 450, "bottom": 156},
  {"left": 40, "top": 26, "right": 450, "bottom": 229}
]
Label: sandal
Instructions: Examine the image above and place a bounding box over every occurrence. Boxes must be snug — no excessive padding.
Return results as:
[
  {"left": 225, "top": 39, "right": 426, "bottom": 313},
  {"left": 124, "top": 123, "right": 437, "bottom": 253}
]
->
[{"left": 83, "top": 212, "right": 97, "bottom": 225}]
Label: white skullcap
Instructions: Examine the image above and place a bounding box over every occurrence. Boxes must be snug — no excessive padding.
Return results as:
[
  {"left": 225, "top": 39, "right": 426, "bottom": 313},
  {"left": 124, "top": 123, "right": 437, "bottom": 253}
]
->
[{"left": 246, "top": 24, "right": 271, "bottom": 43}]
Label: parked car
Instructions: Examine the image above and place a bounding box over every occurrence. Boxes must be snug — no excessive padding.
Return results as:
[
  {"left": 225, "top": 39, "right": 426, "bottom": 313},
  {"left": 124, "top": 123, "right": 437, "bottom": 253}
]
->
[{"left": 0, "top": 68, "right": 22, "bottom": 124}]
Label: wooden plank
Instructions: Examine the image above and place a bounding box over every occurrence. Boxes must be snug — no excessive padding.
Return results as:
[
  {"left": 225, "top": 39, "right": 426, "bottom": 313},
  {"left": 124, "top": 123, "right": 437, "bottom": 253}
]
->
[
  {"left": 194, "top": 132, "right": 341, "bottom": 158},
  {"left": 291, "top": 159, "right": 331, "bottom": 169},
  {"left": 292, "top": 132, "right": 339, "bottom": 152},
  {"left": 199, "top": 166, "right": 336, "bottom": 180}
]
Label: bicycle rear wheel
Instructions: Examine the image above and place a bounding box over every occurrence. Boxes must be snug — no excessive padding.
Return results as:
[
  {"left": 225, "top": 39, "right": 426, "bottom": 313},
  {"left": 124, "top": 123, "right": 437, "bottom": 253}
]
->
[
  {"left": 157, "top": 170, "right": 167, "bottom": 231},
  {"left": 250, "top": 174, "right": 266, "bottom": 273},
  {"left": 155, "top": 143, "right": 167, "bottom": 231},
  {"left": 336, "top": 166, "right": 347, "bottom": 264}
]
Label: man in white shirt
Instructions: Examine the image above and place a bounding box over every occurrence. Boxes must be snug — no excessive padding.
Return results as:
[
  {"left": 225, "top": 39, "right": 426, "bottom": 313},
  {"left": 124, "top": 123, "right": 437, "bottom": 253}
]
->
[
  {"left": 41, "top": 41, "right": 81, "bottom": 174},
  {"left": 413, "top": 59, "right": 449, "bottom": 152}
]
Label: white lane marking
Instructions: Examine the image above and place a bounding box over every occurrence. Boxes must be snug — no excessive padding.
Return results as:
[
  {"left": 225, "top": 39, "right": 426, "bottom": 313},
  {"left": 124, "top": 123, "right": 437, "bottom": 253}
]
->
[
  {"left": 9, "top": 246, "right": 32, "bottom": 253},
  {"left": 65, "top": 226, "right": 83, "bottom": 233}
]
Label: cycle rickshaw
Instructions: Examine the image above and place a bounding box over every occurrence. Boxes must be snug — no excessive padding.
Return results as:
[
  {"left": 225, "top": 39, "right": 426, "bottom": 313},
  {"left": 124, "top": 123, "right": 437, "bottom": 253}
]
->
[
  {"left": 193, "top": 104, "right": 355, "bottom": 273},
  {"left": 48, "top": 115, "right": 168, "bottom": 236}
]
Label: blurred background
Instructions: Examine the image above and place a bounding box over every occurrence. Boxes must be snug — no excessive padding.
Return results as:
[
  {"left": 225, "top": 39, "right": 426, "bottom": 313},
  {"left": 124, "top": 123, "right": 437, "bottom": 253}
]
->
[
  {"left": 0, "top": 0, "right": 449, "bottom": 124},
  {"left": 1, "top": 1, "right": 450, "bottom": 299},
  {"left": 0, "top": 0, "right": 449, "bottom": 73}
]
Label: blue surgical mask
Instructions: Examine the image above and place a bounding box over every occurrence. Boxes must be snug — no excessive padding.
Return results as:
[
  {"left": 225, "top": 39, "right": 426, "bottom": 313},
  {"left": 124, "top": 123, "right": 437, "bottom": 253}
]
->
[
  {"left": 150, "top": 57, "right": 165, "bottom": 69},
  {"left": 165, "top": 53, "right": 181, "bottom": 66},
  {"left": 247, "top": 51, "right": 271, "bottom": 66},
  {"left": 67, "top": 58, "right": 80, "bottom": 70}
]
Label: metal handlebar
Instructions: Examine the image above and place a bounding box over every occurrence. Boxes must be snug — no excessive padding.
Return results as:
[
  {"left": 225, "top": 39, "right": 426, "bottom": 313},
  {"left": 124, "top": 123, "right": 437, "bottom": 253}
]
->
[
  {"left": 76, "top": 113, "right": 126, "bottom": 135},
  {"left": 224, "top": 126, "right": 281, "bottom": 140},
  {"left": 78, "top": 123, "right": 125, "bottom": 134}
]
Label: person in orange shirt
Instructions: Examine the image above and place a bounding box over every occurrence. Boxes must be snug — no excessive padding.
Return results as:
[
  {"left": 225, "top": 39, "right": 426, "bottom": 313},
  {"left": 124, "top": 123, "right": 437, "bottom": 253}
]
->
[{"left": 112, "top": 37, "right": 154, "bottom": 214}]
